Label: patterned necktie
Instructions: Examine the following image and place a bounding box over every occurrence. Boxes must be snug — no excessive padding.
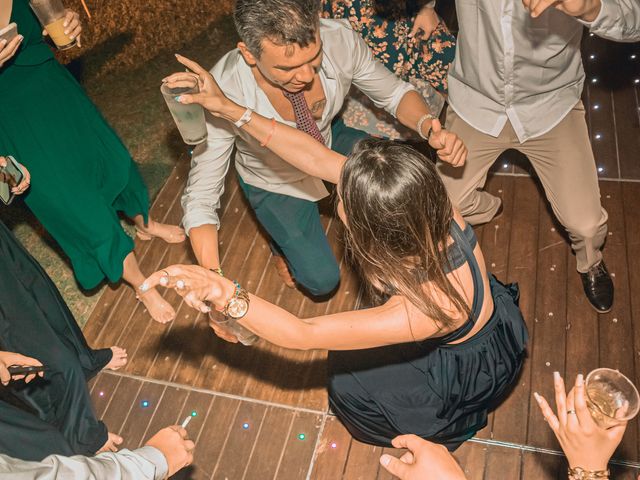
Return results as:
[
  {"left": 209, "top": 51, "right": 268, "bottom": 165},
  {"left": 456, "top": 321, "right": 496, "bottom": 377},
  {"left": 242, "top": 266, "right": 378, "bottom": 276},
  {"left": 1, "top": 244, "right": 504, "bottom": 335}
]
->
[{"left": 282, "top": 90, "right": 325, "bottom": 144}]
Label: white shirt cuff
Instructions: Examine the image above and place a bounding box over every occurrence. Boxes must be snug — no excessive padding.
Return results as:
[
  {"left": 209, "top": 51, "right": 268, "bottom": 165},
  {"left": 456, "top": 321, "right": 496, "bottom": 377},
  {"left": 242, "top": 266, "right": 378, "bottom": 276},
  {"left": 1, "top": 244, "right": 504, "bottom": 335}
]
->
[{"left": 134, "top": 446, "right": 169, "bottom": 480}]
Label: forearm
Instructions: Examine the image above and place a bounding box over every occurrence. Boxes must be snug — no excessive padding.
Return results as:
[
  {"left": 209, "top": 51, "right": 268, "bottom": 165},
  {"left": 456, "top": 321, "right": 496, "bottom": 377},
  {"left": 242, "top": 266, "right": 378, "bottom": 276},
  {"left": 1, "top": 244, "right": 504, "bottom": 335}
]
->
[
  {"left": 216, "top": 102, "right": 344, "bottom": 184},
  {"left": 189, "top": 225, "right": 221, "bottom": 269},
  {"left": 395, "top": 90, "right": 433, "bottom": 138},
  {"left": 579, "top": 0, "right": 602, "bottom": 21}
]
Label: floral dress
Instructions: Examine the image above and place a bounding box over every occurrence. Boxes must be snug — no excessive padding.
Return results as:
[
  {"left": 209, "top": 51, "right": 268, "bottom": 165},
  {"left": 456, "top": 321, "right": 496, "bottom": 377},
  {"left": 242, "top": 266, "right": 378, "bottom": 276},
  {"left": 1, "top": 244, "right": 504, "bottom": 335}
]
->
[{"left": 323, "top": 0, "right": 456, "bottom": 138}]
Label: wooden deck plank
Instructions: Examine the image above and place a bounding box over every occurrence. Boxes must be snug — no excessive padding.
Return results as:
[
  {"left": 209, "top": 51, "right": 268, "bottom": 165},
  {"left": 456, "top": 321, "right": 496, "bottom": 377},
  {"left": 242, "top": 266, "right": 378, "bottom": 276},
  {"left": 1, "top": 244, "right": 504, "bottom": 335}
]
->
[
  {"left": 99, "top": 376, "right": 144, "bottom": 435},
  {"left": 243, "top": 406, "right": 295, "bottom": 480},
  {"left": 341, "top": 439, "right": 382, "bottom": 480},
  {"left": 310, "top": 416, "right": 353, "bottom": 479},
  {"left": 274, "top": 410, "right": 324, "bottom": 480},
  {"left": 185, "top": 396, "right": 241, "bottom": 480},
  {"left": 116, "top": 381, "right": 166, "bottom": 450},
  {"left": 453, "top": 441, "right": 487, "bottom": 480},
  {"left": 483, "top": 447, "right": 522, "bottom": 479},
  {"left": 520, "top": 451, "right": 564, "bottom": 480},
  {"left": 89, "top": 373, "right": 122, "bottom": 419},
  {"left": 526, "top": 194, "right": 568, "bottom": 450},
  {"left": 491, "top": 176, "right": 540, "bottom": 446},
  {"left": 600, "top": 182, "right": 638, "bottom": 461},
  {"left": 211, "top": 400, "right": 268, "bottom": 480}
]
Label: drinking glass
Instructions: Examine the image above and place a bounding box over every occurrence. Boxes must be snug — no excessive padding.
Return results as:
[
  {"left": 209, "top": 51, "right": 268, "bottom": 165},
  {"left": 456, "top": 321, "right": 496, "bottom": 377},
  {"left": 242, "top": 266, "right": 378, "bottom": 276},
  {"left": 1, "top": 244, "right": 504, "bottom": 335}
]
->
[
  {"left": 208, "top": 310, "right": 259, "bottom": 346},
  {"left": 30, "top": 0, "right": 76, "bottom": 50},
  {"left": 585, "top": 368, "right": 640, "bottom": 428},
  {"left": 160, "top": 77, "right": 208, "bottom": 145}
]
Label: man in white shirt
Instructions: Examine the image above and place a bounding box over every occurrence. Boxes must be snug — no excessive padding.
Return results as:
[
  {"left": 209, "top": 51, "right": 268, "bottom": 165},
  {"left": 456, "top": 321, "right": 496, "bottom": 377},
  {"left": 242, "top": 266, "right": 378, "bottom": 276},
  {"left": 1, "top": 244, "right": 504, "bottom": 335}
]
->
[
  {"left": 0, "top": 426, "right": 194, "bottom": 479},
  {"left": 182, "top": 0, "right": 466, "bottom": 298},
  {"left": 437, "top": 0, "right": 640, "bottom": 312}
]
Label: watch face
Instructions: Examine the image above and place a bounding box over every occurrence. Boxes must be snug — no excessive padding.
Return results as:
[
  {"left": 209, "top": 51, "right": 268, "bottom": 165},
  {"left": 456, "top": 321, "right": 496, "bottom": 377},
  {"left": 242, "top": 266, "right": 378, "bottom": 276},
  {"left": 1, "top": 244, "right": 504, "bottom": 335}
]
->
[{"left": 228, "top": 297, "right": 249, "bottom": 318}]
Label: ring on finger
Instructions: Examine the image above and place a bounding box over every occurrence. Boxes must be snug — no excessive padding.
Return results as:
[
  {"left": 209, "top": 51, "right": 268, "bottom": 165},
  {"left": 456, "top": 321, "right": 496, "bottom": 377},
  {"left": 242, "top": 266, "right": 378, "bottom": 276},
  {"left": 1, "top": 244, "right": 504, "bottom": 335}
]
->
[
  {"left": 176, "top": 279, "right": 186, "bottom": 289},
  {"left": 566, "top": 410, "right": 576, "bottom": 415}
]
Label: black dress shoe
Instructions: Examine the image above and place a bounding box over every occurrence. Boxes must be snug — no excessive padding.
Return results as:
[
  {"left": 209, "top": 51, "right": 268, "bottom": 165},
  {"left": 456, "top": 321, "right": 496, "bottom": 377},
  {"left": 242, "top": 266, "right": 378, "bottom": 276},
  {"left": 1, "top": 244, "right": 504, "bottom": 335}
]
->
[{"left": 580, "top": 261, "right": 614, "bottom": 313}]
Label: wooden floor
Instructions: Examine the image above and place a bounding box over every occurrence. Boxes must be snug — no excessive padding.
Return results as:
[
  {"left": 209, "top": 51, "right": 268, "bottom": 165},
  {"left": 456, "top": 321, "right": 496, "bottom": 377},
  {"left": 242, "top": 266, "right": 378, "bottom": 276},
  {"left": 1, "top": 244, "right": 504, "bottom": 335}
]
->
[{"left": 82, "top": 36, "right": 640, "bottom": 479}]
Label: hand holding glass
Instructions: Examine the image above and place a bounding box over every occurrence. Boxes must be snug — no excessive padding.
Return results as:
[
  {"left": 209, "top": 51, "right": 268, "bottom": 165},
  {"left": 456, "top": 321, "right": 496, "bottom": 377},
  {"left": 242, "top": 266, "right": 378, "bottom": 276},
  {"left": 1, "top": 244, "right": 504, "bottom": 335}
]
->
[{"left": 30, "top": 0, "right": 76, "bottom": 50}]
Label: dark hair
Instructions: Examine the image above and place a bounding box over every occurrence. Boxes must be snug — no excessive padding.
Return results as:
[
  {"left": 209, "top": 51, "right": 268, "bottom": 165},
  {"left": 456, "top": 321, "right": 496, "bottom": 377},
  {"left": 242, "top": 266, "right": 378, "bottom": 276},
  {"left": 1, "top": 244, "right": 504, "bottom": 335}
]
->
[
  {"left": 234, "top": 0, "right": 321, "bottom": 58},
  {"left": 339, "top": 139, "right": 470, "bottom": 331}
]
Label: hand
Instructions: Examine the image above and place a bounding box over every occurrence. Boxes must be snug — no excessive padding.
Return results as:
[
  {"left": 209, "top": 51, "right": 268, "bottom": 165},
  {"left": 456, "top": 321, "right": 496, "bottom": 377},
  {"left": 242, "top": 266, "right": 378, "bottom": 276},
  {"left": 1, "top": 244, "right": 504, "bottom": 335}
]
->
[
  {"left": 43, "top": 9, "right": 82, "bottom": 46},
  {"left": 379, "top": 434, "right": 466, "bottom": 480},
  {"left": 428, "top": 120, "right": 467, "bottom": 167},
  {"left": 409, "top": 5, "right": 440, "bottom": 39},
  {"left": 140, "top": 264, "right": 233, "bottom": 313},
  {"left": 163, "top": 54, "right": 232, "bottom": 117},
  {"left": 0, "top": 351, "right": 44, "bottom": 386},
  {"left": 522, "top": 0, "right": 602, "bottom": 21},
  {"left": 145, "top": 426, "right": 195, "bottom": 477},
  {"left": 0, "top": 34, "right": 23, "bottom": 68},
  {"left": 534, "top": 372, "right": 627, "bottom": 471},
  {"left": 0, "top": 156, "right": 32, "bottom": 195}
]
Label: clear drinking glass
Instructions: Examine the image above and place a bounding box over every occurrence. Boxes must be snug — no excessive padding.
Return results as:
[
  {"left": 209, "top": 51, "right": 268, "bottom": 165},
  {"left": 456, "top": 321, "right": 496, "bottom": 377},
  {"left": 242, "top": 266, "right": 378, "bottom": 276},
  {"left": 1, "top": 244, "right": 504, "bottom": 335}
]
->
[
  {"left": 160, "top": 77, "right": 208, "bottom": 145},
  {"left": 585, "top": 368, "right": 640, "bottom": 428},
  {"left": 30, "top": 0, "right": 76, "bottom": 50},
  {"left": 208, "top": 310, "right": 259, "bottom": 346}
]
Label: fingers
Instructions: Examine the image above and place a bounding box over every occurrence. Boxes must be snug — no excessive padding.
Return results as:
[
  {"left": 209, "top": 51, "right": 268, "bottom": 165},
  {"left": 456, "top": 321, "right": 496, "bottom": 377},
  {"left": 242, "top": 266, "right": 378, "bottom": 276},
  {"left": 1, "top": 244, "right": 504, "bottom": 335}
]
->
[
  {"left": 161, "top": 72, "right": 198, "bottom": 85},
  {"left": 572, "top": 373, "right": 594, "bottom": 429},
  {"left": 553, "top": 371, "right": 568, "bottom": 427},
  {"left": 64, "top": 11, "right": 82, "bottom": 40},
  {"left": 528, "top": 0, "right": 559, "bottom": 17},
  {"left": 0, "top": 156, "right": 6, "bottom": 168},
  {"left": 390, "top": 434, "right": 424, "bottom": 452},
  {"left": 0, "top": 365, "right": 10, "bottom": 386},
  {"left": 0, "top": 35, "right": 23, "bottom": 64},
  {"left": 379, "top": 453, "right": 410, "bottom": 478},
  {"left": 534, "top": 391, "right": 560, "bottom": 432},
  {"left": 140, "top": 266, "right": 185, "bottom": 292},
  {"left": 184, "top": 290, "right": 211, "bottom": 313},
  {"left": 174, "top": 54, "right": 208, "bottom": 77},
  {"left": 399, "top": 450, "right": 415, "bottom": 464}
]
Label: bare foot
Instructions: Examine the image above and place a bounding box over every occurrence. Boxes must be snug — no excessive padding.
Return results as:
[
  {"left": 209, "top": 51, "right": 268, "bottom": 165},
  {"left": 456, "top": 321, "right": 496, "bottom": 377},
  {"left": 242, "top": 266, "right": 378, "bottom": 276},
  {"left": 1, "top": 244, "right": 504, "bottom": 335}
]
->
[
  {"left": 104, "top": 346, "right": 128, "bottom": 371},
  {"left": 137, "top": 287, "right": 176, "bottom": 324},
  {"left": 272, "top": 255, "right": 295, "bottom": 289},
  {"left": 97, "top": 432, "right": 123, "bottom": 453},
  {"left": 136, "top": 220, "right": 185, "bottom": 244}
]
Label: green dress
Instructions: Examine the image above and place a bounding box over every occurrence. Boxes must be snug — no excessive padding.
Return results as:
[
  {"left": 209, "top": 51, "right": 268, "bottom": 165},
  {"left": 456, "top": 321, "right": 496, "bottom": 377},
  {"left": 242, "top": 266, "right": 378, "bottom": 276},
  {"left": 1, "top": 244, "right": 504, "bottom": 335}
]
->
[{"left": 0, "top": 0, "right": 149, "bottom": 289}]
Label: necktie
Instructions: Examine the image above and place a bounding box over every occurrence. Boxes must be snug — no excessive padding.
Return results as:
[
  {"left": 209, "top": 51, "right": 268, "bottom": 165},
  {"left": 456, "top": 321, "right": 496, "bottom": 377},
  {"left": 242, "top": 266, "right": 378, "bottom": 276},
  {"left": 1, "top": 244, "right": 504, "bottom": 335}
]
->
[{"left": 282, "top": 90, "right": 325, "bottom": 144}]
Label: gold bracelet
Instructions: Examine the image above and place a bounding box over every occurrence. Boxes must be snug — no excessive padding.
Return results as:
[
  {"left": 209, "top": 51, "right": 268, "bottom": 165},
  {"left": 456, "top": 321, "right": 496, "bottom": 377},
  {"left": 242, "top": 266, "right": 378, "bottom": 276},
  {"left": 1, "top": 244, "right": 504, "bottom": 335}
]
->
[
  {"left": 209, "top": 267, "right": 224, "bottom": 277},
  {"left": 568, "top": 467, "right": 610, "bottom": 479}
]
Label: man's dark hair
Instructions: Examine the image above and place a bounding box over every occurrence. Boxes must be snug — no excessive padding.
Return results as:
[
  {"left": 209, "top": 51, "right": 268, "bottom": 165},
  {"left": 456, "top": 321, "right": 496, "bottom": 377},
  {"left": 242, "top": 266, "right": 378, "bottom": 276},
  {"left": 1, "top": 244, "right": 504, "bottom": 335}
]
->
[{"left": 234, "top": 0, "right": 321, "bottom": 58}]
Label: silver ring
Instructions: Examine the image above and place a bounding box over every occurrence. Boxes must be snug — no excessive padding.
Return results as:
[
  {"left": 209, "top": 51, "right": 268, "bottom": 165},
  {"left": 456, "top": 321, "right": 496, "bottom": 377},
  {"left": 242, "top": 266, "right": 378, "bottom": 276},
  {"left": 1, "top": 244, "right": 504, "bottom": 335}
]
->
[{"left": 567, "top": 410, "right": 576, "bottom": 415}]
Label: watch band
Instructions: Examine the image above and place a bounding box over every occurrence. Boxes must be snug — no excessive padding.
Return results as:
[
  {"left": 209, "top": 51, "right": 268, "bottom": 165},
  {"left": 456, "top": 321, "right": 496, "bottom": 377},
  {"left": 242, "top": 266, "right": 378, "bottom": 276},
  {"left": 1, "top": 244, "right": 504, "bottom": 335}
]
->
[{"left": 234, "top": 107, "right": 253, "bottom": 128}]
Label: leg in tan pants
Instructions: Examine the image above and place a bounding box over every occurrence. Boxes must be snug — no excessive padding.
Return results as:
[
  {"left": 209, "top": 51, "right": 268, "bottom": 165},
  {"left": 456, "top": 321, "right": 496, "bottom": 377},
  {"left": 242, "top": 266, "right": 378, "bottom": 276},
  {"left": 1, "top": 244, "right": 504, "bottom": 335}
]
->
[{"left": 438, "top": 102, "right": 608, "bottom": 273}]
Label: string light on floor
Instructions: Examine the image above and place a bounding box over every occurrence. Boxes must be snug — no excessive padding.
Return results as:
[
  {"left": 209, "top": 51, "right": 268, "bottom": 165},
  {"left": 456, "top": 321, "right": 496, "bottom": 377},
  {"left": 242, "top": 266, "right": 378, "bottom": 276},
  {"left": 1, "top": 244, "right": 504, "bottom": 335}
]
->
[
  {"left": 634, "top": 79, "right": 640, "bottom": 85},
  {"left": 594, "top": 133, "right": 602, "bottom": 140},
  {"left": 589, "top": 54, "right": 596, "bottom": 60},
  {"left": 141, "top": 400, "right": 150, "bottom": 408},
  {"left": 331, "top": 442, "right": 338, "bottom": 449},
  {"left": 242, "top": 422, "right": 250, "bottom": 430},
  {"left": 297, "top": 433, "right": 306, "bottom": 441},
  {"left": 598, "top": 166, "right": 604, "bottom": 173},
  {"left": 190, "top": 411, "right": 197, "bottom": 417},
  {"left": 591, "top": 77, "right": 598, "bottom": 84},
  {"left": 99, "top": 391, "right": 105, "bottom": 397},
  {"left": 631, "top": 54, "right": 637, "bottom": 60},
  {"left": 503, "top": 163, "right": 509, "bottom": 169},
  {"left": 593, "top": 104, "right": 600, "bottom": 110}
]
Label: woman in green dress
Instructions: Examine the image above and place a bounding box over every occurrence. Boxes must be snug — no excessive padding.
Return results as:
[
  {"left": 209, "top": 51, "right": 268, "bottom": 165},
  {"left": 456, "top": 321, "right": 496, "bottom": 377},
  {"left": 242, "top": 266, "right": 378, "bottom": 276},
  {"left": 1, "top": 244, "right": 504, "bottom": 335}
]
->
[{"left": 0, "top": 0, "right": 184, "bottom": 324}]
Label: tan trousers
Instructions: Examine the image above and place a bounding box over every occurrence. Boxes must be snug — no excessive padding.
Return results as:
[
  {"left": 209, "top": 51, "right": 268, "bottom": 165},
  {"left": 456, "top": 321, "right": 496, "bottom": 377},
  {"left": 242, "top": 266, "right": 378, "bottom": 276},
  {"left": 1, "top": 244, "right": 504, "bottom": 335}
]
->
[{"left": 437, "top": 102, "right": 608, "bottom": 273}]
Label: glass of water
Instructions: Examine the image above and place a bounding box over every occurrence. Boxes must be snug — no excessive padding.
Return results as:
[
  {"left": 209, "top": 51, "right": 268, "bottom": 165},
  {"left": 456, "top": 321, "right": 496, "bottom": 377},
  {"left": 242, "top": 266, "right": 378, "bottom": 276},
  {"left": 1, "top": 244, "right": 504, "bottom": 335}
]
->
[
  {"left": 161, "top": 77, "right": 207, "bottom": 145},
  {"left": 585, "top": 368, "right": 640, "bottom": 428}
]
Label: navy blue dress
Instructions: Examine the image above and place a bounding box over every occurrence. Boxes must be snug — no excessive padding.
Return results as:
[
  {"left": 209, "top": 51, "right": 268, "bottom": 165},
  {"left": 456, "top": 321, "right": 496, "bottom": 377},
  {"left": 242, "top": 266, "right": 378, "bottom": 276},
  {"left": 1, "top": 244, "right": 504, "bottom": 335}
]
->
[{"left": 328, "top": 221, "right": 528, "bottom": 450}]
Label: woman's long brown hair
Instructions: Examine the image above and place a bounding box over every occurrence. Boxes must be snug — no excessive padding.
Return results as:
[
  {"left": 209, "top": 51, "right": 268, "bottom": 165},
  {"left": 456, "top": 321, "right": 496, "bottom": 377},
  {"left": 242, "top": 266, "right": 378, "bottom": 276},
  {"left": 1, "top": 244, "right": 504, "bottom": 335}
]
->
[{"left": 339, "top": 138, "right": 471, "bottom": 332}]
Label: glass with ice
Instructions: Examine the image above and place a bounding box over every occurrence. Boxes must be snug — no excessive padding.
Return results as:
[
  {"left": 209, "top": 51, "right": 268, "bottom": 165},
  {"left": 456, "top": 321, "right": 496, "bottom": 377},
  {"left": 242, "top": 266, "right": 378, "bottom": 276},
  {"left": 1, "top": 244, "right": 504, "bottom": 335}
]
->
[
  {"left": 585, "top": 368, "right": 640, "bottom": 428},
  {"left": 30, "top": 0, "right": 76, "bottom": 50},
  {"left": 161, "top": 77, "right": 208, "bottom": 145}
]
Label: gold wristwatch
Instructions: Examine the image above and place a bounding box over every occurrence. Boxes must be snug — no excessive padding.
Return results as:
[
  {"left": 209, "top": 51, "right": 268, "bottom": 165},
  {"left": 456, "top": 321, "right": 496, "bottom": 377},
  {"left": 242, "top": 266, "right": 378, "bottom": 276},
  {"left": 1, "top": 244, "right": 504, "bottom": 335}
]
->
[{"left": 222, "top": 280, "right": 250, "bottom": 319}]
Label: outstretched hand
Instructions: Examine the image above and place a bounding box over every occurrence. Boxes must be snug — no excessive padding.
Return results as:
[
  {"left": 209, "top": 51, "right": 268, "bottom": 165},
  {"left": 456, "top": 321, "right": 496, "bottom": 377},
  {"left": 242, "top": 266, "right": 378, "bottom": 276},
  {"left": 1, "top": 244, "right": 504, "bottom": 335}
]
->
[
  {"left": 163, "top": 55, "right": 231, "bottom": 116},
  {"left": 534, "top": 372, "right": 627, "bottom": 471},
  {"left": 409, "top": 4, "right": 440, "bottom": 39}
]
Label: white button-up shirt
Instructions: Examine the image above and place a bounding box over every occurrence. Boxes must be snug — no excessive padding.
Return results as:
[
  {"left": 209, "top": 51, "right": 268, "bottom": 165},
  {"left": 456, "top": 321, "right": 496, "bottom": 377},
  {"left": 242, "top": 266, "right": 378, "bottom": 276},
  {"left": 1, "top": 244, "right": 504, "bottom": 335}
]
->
[
  {"left": 181, "top": 19, "right": 415, "bottom": 234},
  {"left": 448, "top": 0, "right": 640, "bottom": 143}
]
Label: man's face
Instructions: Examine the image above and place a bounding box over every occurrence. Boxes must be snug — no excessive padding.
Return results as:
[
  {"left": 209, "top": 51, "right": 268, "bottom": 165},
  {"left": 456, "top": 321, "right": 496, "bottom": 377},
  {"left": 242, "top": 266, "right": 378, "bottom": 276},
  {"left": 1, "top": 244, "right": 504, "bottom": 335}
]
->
[{"left": 243, "top": 30, "right": 323, "bottom": 93}]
